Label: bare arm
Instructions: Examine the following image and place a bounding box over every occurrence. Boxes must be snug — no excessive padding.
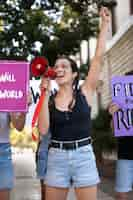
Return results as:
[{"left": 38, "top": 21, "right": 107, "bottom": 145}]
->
[
  {"left": 38, "top": 78, "right": 51, "bottom": 135},
  {"left": 110, "top": 119, "right": 114, "bottom": 130},
  {"left": 82, "top": 7, "right": 111, "bottom": 93},
  {"left": 108, "top": 102, "right": 120, "bottom": 131},
  {"left": 38, "top": 91, "right": 50, "bottom": 135}
]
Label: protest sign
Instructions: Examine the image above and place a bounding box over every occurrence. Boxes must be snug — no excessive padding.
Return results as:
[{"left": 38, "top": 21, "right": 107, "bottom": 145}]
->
[
  {"left": 0, "top": 61, "right": 29, "bottom": 112},
  {"left": 111, "top": 76, "right": 133, "bottom": 136}
]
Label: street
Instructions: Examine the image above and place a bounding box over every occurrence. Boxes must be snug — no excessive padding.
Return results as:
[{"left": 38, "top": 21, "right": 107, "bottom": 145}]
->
[{"left": 11, "top": 149, "right": 114, "bottom": 200}]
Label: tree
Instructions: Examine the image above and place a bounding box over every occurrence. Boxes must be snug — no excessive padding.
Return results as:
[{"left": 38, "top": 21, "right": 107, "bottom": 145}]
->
[
  {"left": 63, "top": 0, "right": 99, "bottom": 69},
  {"left": 63, "top": 0, "right": 117, "bottom": 70},
  {"left": 0, "top": 0, "right": 101, "bottom": 69},
  {"left": 0, "top": 1, "right": 53, "bottom": 60}
]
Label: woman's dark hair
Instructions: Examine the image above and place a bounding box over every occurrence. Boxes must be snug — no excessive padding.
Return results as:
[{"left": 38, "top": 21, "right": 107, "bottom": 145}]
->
[
  {"left": 56, "top": 56, "right": 80, "bottom": 110},
  {"left": 125, "top": 70, "right": 133, "bottom": 76}
]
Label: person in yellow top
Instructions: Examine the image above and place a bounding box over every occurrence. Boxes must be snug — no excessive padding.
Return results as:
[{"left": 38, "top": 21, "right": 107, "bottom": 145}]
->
[
  {"left": 0, "top": 112, "right": 25, "bottom": 200},
  {"left": 0, "top": 92, "right": 32, "bottom": 200}
]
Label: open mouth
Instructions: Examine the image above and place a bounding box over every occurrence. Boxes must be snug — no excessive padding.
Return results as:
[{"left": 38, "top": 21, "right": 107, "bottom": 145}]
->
[{"left": 56, "top": 74, "right": 65, "bottom": 78}]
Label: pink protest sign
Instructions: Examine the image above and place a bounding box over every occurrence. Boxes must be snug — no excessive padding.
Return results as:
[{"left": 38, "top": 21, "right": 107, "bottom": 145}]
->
[
  {"left": 0, "top": 61, "right": 29, "bottom": 112},
  {"left": 111, "top": 76, "right": 133, "bottom": 137}
]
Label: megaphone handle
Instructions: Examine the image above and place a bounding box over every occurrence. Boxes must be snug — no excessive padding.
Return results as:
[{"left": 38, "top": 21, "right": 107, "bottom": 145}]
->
[{"left": 31, "top": 89, "right": 46, "bottom": 140}]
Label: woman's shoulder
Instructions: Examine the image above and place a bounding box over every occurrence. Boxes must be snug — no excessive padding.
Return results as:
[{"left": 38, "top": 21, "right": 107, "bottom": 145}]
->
[
  {"left": 77, "top": 86, "right": 86, "bottom": 97},
  {"left": 78, "top": 86, "right": 92, "bottom": 108}
]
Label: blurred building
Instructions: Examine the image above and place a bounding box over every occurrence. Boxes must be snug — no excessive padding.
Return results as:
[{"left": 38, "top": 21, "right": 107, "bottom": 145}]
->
[{"left": 98, "top": 0, "right": 133, "bottom": 108}]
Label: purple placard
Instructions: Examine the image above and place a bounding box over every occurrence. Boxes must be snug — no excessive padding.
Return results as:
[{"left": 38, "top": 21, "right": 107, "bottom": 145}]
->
[
  {"left": 111, "top": 76, "right": 133, "bottom": 137},
  {"left": 0, "top": 61, "right": 29, "bottom": 112}
]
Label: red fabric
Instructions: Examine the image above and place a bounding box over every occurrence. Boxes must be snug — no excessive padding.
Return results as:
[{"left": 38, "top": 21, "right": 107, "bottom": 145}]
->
[{"left": 31, "top": 90, "right": 45, "bottom": 141}]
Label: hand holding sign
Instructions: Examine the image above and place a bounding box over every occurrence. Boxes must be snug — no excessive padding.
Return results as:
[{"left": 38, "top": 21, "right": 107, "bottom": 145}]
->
[{"left": 108, "top": 102, "right": 120, "bottom": 116}]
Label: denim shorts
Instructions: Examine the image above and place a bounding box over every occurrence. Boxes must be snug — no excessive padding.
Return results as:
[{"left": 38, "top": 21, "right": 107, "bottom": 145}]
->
[
  {"left": 0, "top": 143, "right": 14, "bottom": 190},
  {"left": 115, "top": 159, "right": 133, "bottom": 192},
  {"left": 45, "top": 144, "right": 100, "bottom": 188},
  {"left": 36, "top": 133, "right": 51, "bottom": 180}
]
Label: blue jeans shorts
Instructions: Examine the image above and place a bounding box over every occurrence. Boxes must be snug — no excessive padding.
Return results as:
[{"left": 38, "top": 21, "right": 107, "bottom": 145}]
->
[
  {"left": 115, "top": 159, "right": 133, "bottom": 193},
  {"left": 45, "top": 144, "right": 100, "bottom": 188},
  {"left": 36, "top": 133, "right": 51, "bottom": 180},
  {"left": 0, "top": 143, "right": 14, "bottom": 190}
]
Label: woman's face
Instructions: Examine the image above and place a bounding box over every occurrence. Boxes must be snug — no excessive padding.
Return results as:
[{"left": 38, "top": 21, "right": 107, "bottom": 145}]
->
[{"left": 54, "top": 58, "right": 77, "bottom": 86}]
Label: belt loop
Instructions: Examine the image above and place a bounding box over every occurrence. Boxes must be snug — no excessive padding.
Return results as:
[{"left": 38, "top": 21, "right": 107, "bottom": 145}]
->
[
  {"left": 60, "top": 142, "right": 63, "bottom": 149},
  {"left": 75, "top": 141, "right": 78, "bottom": 149}
]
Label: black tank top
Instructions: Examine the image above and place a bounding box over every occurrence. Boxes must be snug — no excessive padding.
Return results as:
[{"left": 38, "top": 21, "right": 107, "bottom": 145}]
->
[{"left": 49, "top": 89, "right": 91, "bottom": 141}]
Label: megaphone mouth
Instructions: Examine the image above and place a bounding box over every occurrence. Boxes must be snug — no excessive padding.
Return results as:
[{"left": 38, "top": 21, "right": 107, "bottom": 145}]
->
[
  {"left": 36, "top": 64, "right": 42, "bottom": 70},
  {"left": 31, "top": 56, "right": 48, "bottom": 77}
]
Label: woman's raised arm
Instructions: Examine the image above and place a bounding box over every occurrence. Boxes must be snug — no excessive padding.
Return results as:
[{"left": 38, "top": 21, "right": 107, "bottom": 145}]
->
[{"left": 82, "top": 7, "right": 111, "bottom": 93}]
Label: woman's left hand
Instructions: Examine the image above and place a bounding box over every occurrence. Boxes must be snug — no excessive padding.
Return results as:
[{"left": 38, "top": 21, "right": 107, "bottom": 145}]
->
[
  {"left": 100, "top": 7, "right": 111, "bottom": 26},
  {"left": 108, "top": 102, "right": 120, "bottom": 116}
]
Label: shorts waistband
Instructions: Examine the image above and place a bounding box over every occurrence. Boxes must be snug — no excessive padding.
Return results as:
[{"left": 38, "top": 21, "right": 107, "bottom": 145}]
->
[{"left": 50, "top": 137, "right": 92, "bottom": 150}]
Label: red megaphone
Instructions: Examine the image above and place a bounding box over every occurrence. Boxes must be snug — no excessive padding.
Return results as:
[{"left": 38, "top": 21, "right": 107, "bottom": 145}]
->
[
  {"left": 31, "top": 56, "right": 56, "bottom": 79},
  {"left": 30, "top": 56, "right": 56, "bottom": 141}
]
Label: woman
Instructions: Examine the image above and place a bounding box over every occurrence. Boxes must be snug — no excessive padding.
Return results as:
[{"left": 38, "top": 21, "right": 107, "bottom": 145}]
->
[
  {"left": 38, "top": 7, "right": 111, "bottom": 200},
  {"left": 0, "top": 112, "right": 26, "bottom": 200}
]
